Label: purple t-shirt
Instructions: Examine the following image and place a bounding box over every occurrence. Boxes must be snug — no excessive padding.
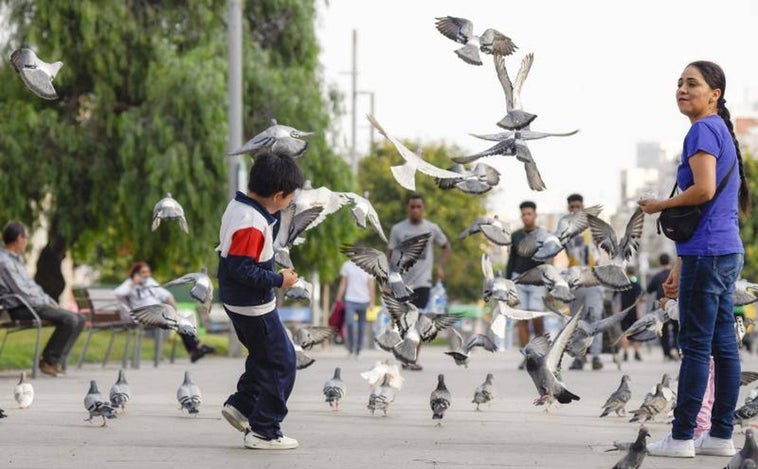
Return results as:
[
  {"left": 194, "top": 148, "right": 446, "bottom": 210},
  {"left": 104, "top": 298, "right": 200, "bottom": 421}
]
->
[{"left": 675, "top": 114, "right": 743, "bottom": 256}]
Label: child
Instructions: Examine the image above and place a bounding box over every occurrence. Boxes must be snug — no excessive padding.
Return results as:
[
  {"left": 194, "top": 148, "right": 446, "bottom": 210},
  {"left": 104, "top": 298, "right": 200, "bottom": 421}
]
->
[{"left": 217, "top": 152, "right": 302, "bottom": 450}]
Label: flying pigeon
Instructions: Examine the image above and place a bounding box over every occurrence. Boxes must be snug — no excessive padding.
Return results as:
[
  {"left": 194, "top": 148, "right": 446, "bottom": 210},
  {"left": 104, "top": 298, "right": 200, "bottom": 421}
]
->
[
  {"left": 567, "top": 302, "right": 639, "bottom": 360},
  {"left": 612, "top": 426, "right": 650, "bottom": 469},
  {"left": 516, "top": 205, "right": 603, "bottom": 262},
  {"left": 291, "top": 326, "right": 335, "bottom": 351},
  {"left": 600, "top": 375, "right": 632, "bottom": 418},
  {"left": 129, "top": 303, "right": 197, "bottom": 339},
  {"left": 14, "top": 371, "right": 33, "bottom": 409},
  {"left": 10, "top": 48, "right": 63, "bottom": 100},
  {"left": 284, "top": 327, "right": 316, "bottom": 370},
  {"left": 445, "top": 328, "right": 497, "bottom": 367},
  {"left": 360, "top": 359, "right": 405, "bottom": 390},
  {"left": 434, "top": 16, "right": 517, "bottom": 66},
  {"left": 430, "top": 374, "right": 452, "bottom": 425},
  {"left": 367, "top": 373, "right": 397, "bottom": 416},
  {"left": 341, "top": 192, "right": 388, "bottom": 242},
  {"left": 481, "top": 254, "right": 519, "bottom": 304},
  {"left": 109, "top": 369, "right": 131, "bottom": 413},
  {"left": 472, "top": 373, "right": 495, "bottom": 411},
  {"left": 161, "top": 268, "right": 213, "bottom": 312},
  {"left": 227, "top": 119, "right": 315, "bottom": 158},
  {"left": 177, "top": 371, "right": 202, "bottom": 414},
  {"left": 274, "top": 203, "right": 325, "bottom": 269},
  {"left": 323, "top": 367, "right": 346, "bottom": 411},
  {"left": 515, "top": 264, "right": 575, "bottom": 303},
  {"left": 436, "top": 163, "right": 500, "bottom": 194},
  {"left": 587, "top": 209, "right": 644, "bottom": 290},
  {"left": 458, "top": 216, "right": 511, "bottom": 246},
  {"left": 383, "top": 294, "right": 458, "bottom": 364},
  {"left": 84, "top": 380, "right": 117, "bottom": 426},
  {"left": 616, "top": 307, "right": 671, "bottom": 344},
  {"left": 152, "top": 193, "right": 189, "bottom": 234}
]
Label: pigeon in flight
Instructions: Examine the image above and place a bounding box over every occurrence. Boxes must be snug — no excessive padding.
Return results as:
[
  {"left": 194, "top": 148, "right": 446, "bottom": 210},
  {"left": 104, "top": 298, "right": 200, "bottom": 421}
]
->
[
  {"left": 360, "top": 359, "right": 405, "bottom": 390},
  {"left": 323, "top": 367, "right": 346, "bottom": 411},
  {"left": 445, "top": 328, "right": 497, "bottom": 367},
  {"left": 84, "top": 380, "right": 117, "bottom": 426},
  {"left": 367, "top": 114, "right": 461, "bottom": 191},
  {"left": 481, "top": 254, "right": 520, "bottom": 304},
  {"left": 284, "top": 327, "right": 316, "bottom": 370},
  {"left": 735, "top": 279, "right": 758, "bottom": 306},
  {"left": 516, "top": 205, "right": 603, "bottom": 262},
  {"left": 109, "top": 369, "right": 131, "bottom": 413},
  {"left": 152, "top": 193, "right": 189, "bottom": 234},
  {"left": 458, "top": 216, "right": 511, "bottom": 246},
  {"left": 472, "top": 373, "right": 495, "bottom": 411},
  {"left": 494, "top": 52, "right": 532, "bottom": 114},
  {"left": 616, "top": 307, "right": 671, "bottom": 344},
  {"left": 515, "top": 264, "right": 575, "bottom": 303},
  {"left": 161, "top": 268, "right": 213, "bottom": 312},
  {"left": 587, "top": 208, "right": 644, "bottom": 290},
  {"left": 14, "top": 372, "right": 33, "bottom": 409},
  {"left": 436, "top": 163, "right": 500, "bottom": 194},
  {"left": 273, "top": 203, "right": 324, "bottom": 269},
  {"left": 292, "top": 182, "right": 350, "bottom": 234},
  {"left": 600, "top": 375, "right": 632, "bottom": 418},
  {"left": 341, "top": 192, "right": 388, "bottom": 242},
  {"left": 490, "top": 301, "right": 559, "bottom": 339},
  {"left": 367, "top": 373, "right": 397, "bottom": 416},
  {"left": 430, "top": 374, "right": 452, "bottom": 425},
  {"left": 612, "top": 426, "right": 650, "bottom": 469},
  {"left": 291, "top": 326, "right": 335, "bottom": 351},
  {"left": 566, "top": 302, "right": 639, "bottom": 360},
  {"left": 177, "top": 371, "right": 202, "bottom": 415},
  {"left": 726, "top": 429, "right": 758, "bottom": 469},
  {"left": 227, "top": 119, "right": 315, "bottom": 158},
  {"left": 129, "top": 303, "right": 197, "bottom": 339},
  {"left": 10, "top": 48, "right": 63, "bottom": 100},
  {"left": 284, "top": 277, "right": 312, "bottom": 301},
  {"left": 434, "top": 16, "right": 517, "bottom": 66},
  {"left": 470, "top": 129, "right": 580, "bottom": 143}
]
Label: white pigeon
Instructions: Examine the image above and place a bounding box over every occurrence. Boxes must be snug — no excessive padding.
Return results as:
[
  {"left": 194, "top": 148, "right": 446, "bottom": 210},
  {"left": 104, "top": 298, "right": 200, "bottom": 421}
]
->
[
  {"left": 13, "top": 371, "right": 33, "bottom": 409},
  {"left": 151, "top": 193, "right": 189, "bottom": 234},
  {"left": 360, "top": 359, "right": 405, "bottom": 390},
  {"left": 434, "top": 16, "right": 517, "bottom": 66},
  {"left": 84, "top": 380, "right": 117, "bottom": 426},
  {"left": 177, "top": 371, "right": 202, "bottom": 415},
  {"left": 10, "top": 48, "right": 63, "bottom": 100},
  {"left": 367, "top": 114, "right": 462, "bottom": 191},
  {"left": 109, "top": 369, "right": 131, "bottom": 412}
]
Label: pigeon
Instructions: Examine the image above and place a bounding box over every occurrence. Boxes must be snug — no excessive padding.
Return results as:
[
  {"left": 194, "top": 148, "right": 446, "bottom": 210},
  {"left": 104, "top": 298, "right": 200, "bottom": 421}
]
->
[
  {"left": 341, "top": 232, "right": 430, "bottom": 301},
  {"left": 523, "top": 310, "right": 581, "bottom": 406},
  {"left": 341, "top": 192, "right": 388, "bottom": 242},
  {"left": 160, "top": 268, "right": 213, "bottom": 312},
  {"left": 481, "top": 254, "right": 519, "bottom": 304},
  {"left": 13, "top": 371, "right": 33, "bottom": 409},
  {"left": 455, "top": 134, "right": 535, "bottom": 164},
  {"left": 291, "top": 326, "right": 335, "bottom": 351},
  {"left": 445, "top": 329, "right": 497, "bottom": 367},
  {"left": 726, "top": 429, "right": 758, "bottom": 469},
  {"left": 472, "top": 373, "right": 495, "bottom": 410},
  {"left": 742, "top": 371, "right": 758, "bottom": 387},
  {"left": 567, "top": 302, "right": 639, "bottom": 360},
  {"left": 367, "top": 114, "right": 462, "bottom": 191},
  {"left": 470, "top": 129, "right": 580, "bottom": 143},
  {"left": 587, "top": 209, "right": 645, "bottom": 290},
  {"left": 490, "top": 301, "right": 558, "bottom": 338},
  {"left": 374, "top": 320, "right": 403, "bottom": 352},
  {"left": 616, "top": 307, "right": 671, "bottom": 344},
  {"left": 600, "top": 375, "right": 632, "bottom": 417},
  {"left": 564, "top": 265, "right": 604, "bottom": 290},
  {"left": 360, "top": 359, "right": 405, "bottom": 390},
  {"left": 323, "top": 367, "right": 346, "bottom": 411},
  {"left": 273, "top": 203, "right": 325, "bottom": 269},
  {"left": 0, "top": 409, "right": 5, "bottom": 418},
  {"left": 129, "top": 303, "right": 197, "bottom": 339},
  {"left": 10, "top": 48, "right": 63, "bottom": 100},
  {"left": 108, "top": 369, "right": 131, "bottom": 412},
  {"left": 177, "top": 371, "right": 202, "bottom": 414},
  {"left": 434, "top": 16, "right": 517, "bottom": 66},
  {"left": 516, "top": 205, "right": 603, "bottom": 262},
  {"left": 612, "top": 426, "right": 650, "bottom": 469},
  {"left": 515, "top": 264, "right": 575, "bottom": 303},
  {"left": 284, "top": 328, "right": 316, "bottom": 370},
  {"left": 735, "top": 398, "right": 758, "bottom": 430},
  {"left": 84, "top": 380, "right": 117, "bottom": 426},
  {"left": 735, "top": 280, "right": 758, "bottom": 306},
  {"left": 292, "top": 182, "right": 350, "bottom": 234},
  {"left": 367, "top": 373, "right": 397, "bottom": 416},
  {"left": 151, "top": 193, "right": 189, "bottom": 234},
  {"left": 430, "top": 374, "right": 452, "bottom": 425},
  {"left": 628, "top": 383, "right": 667, "bottom": 423},
  {"left": 383, "top": 294, "right": 458, "bottom": 364},
  {"left": 227, "top": 119, "right": 314, "bottom": 158},
  {"left": 458, "top": 216, "right": 511, "bottom": 246},
  {"left": 436, "top": 163, "right": 500, "bottom": 194},
  {"left": 493, "top": 52, "right": 533, "bottom": 119},
  {"left": 284, "top": 277, "right": 312, "bottom": 301}
]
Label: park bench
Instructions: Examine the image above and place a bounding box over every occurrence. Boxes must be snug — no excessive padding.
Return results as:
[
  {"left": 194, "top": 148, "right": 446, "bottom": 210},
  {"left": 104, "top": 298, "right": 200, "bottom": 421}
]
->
[{"left": 0, "top": 293, "right": 53, "bottom": 379}]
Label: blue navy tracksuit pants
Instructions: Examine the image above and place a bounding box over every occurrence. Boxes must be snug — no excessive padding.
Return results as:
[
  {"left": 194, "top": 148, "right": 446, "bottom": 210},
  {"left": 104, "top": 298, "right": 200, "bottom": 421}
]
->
[{"left": 224, "top": 308, "right": 296, "bottom": 439}]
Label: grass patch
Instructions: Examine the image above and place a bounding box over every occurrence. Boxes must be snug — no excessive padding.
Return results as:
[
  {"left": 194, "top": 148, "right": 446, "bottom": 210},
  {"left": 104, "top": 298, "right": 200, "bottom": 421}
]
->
[{"left": 0, "top": 328, "right": 229, "bottom": 371}]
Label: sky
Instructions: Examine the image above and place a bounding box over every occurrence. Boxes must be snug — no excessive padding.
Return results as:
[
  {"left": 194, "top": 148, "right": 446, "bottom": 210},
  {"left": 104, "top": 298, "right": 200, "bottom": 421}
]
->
[{"left": 315, "top": 0, "right": 758, "bottom": 220}]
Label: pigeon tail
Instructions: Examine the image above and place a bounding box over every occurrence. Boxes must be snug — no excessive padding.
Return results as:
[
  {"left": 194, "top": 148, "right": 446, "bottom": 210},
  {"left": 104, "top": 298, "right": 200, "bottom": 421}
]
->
[
  {"left": 375, "top": 328, "right": 402, "bottom": 351},
  {"left": 454, "top": 43, "right": 482, "bottom": 65},
  {"left": 593, "top": 265, "right": 632, "bottom": 290},
  {"left": 431, "top": 400, "right": 449, "bottom": 419},
  {"left": 555, "top": 388, "right": 580, "bottom": 404},
  {"left": 392, "top": 338, "right": 418, "bottom": 364}
]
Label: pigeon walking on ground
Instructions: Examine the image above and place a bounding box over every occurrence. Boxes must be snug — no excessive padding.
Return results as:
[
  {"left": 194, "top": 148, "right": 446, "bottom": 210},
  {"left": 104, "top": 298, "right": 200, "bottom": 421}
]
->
[
  {"left": 130, "top": 303, "right": 197, "bottom": 339},
  {"left": 84, "top": 380, "right": 117, "bottom": 426},
  {"left": 600, "top": 375, "right": 632, "bottom": 418},
  {"left": 472, "top": 373, "right": 495, "bottom": 411},
  {"left": 227, "top": 119, "right": 315, "bottom": 158},
  {"left": 434, "top": 16, "right": 517, "bottom": 66},
  {"left": 367, "top": 373, "right": 397, "bottom": 416},
  {"left": 612, "top": 426, "right": 650, "bottom": 469},
  {"left": 152, "top": 193, "right": 189, "bottom": 234},
  {"left": 177, "top": 371, "right": 202, "bottom": 415},
  {"left": 629, "top": 383, "right": 667, "bottom": 424},
  {"left": 109, "top": 369, "right": 131, "bottom": 413},
  {"left": 10, "top": 48, "right": 64, "bottom": 100},
  {"left": 14, "top": 372, "right": 33, "bottom": 409},
  {"left": 323, "top": 367, "right": 346, "bottom": 411},
  {"left": 430, "top": 374, "right": 452, "bottom": 425},
  {"left": 726, "top": 429, "right": 758, "bottom": 468}
]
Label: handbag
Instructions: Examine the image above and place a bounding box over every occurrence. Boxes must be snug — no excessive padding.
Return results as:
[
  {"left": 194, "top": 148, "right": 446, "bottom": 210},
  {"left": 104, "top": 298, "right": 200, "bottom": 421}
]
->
[{"left": 657, "top": 159, "right": 736, "bottom": 242}]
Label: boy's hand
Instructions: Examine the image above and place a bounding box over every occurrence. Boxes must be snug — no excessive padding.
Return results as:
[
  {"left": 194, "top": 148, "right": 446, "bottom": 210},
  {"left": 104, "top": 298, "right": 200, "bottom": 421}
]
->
[{"left": 280, "top": 268, "right": 299, "bottom": 289}]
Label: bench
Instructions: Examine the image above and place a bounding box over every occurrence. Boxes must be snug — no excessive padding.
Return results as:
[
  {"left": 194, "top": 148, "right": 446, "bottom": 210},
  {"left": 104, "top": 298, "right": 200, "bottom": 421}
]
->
[{"left": 0, "top": 293, "right": 53, "bottom": 379}]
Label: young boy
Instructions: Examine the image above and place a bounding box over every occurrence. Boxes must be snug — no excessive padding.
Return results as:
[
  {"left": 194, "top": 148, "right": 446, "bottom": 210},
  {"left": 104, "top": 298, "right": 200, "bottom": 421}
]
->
[{"left": 217, "top": 152, "right": 302, "bottom": 450}]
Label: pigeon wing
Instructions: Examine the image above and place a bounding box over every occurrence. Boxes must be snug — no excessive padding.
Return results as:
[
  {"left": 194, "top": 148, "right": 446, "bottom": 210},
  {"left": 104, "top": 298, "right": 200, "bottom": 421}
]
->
[
  {"left": 130, "top": 304, "right": 178, "bottom": 330},
  {"left": 434, "top": 16, "right": 474, "bottom": 44},
  {"left": 545, "top": 308, "right": 582, "bottom": 372},
  {"left": 618, "top": 208, "right": 645, "bottom": 260},
  {"left": 340, "top": 246, "right": 389, "bottom": 281}
]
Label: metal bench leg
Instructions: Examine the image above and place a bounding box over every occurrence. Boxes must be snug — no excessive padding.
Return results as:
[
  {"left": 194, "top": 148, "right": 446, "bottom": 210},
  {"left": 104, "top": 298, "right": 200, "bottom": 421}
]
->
[
  {"left": 0, "top": 330, "right": 9, "bottom": 358},
  {"left": 102, "top": 330, "right": 117, "bottom": 367},
  {"left": 170, "top": 333, "right": 178, "bottom": 364},
  {"left": 122, "top": 329, "right": 131, "bottom": 369},
  {"left": 77, "top": 328, "right": 94, "bottom": 369},
  {"left": 132, "top": 327, "right": 142, "bottom": 369},
  {"left": 154, "top": 330, "right": 163, "bottom": 368},
  {"left": 32, "top": 322, "right": 42, "bottom": 379}
]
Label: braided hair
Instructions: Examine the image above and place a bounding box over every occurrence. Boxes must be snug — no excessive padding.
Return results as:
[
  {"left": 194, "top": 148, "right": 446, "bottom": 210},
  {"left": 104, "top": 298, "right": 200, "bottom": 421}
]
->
[{"left": 688, "top": 60, "right": 751, "bottom": 214}]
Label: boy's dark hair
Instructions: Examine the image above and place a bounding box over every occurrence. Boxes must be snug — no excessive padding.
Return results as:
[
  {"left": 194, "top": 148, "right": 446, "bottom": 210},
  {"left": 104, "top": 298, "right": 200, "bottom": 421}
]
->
[
  {"left": 519, "top": 201, "right": 536, "bottom": 211},
  {"left": 407, "top": 193, "right": 424, "bottom": 204},
  {"left": 567, "top": 193, "right": 583, "bottom": 204},
  {"left": 247, "top": 152, "right": 305, "bottom": 197},
  {"left": 659, "top": 253, "right": 670, "bottom": 266},
  {"left": 3, "top": 221, "right": 28, "bottom": 245}
]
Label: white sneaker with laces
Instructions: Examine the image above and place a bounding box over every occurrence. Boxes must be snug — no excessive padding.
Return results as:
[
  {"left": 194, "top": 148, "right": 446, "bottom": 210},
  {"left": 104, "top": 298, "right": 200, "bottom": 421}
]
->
[
  {"left": 694, "top": 433, "right": 736, "bottom": 456},
  {"left": 244, "top": 430, "right": 299, "bottom": 450},
  {"left": 222, "top": 404, "right": 249, "bottom": 432},
  {"left": 647, "top": 433, "right": 695, "bottom": 458}
]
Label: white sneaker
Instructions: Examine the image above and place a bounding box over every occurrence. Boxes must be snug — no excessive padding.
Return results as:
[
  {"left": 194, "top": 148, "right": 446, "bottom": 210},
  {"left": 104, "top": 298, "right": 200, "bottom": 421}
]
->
[
  {"left": 694, "top": 433, "right": 736, "bottom": 456},
  {"left": 222, "top": 404, "right": 249, "bottom": 432},
  {"left": 244, "top": 430, "right": 299, "bottom": 450},
  {"left": 647, "top": 434, "right": 695, "bottom": 458}
]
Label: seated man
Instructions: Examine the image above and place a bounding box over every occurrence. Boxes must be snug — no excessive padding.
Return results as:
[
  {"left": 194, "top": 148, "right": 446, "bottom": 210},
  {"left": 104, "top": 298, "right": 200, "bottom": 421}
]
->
[{"left": 0, "top": 221, "right": 85, "bottom": 377}]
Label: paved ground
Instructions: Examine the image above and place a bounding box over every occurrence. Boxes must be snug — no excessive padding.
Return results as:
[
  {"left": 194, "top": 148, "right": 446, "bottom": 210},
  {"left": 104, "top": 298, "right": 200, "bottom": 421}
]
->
[{"left": 0, "top": 343, "right": 755, "bottom": 468}]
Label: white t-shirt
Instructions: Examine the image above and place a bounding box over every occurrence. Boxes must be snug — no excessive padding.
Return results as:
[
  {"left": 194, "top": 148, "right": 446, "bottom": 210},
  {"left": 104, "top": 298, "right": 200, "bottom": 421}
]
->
[
  {"left": 113, "top": 277, "right": 173, "bottom": 310},
  {"left": 341, "top": 261, "right": 372, "bottom": 303}
]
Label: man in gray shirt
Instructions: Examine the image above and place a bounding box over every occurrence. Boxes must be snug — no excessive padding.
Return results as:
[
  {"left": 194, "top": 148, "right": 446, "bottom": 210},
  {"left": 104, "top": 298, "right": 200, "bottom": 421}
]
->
[
  {"left": 388, "top": 194, "right": 451, "bottom": 370},
  {"left": 0, "top": 221, "right": 85, "bottom": 377}
]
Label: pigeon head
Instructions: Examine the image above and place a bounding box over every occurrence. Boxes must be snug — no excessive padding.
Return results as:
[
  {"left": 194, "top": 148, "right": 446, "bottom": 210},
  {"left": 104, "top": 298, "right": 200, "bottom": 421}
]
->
[
  {"left": 183, "top": 370, "right": 192, "bottom": 384},
  {"left": 88, "top": 380, "right": 99, "bottom": 394},
  {"left": 117, "top": 369, "right": 127, "bottom": 384},
  {"left": 638, "top": 426, "right": 650, "bottom": 439},
  {"left": 334, "top": 367, "right": 341, "bottom": 379},
  {"left": 621, "top": 374, "right": 631, "bottom": 383}
]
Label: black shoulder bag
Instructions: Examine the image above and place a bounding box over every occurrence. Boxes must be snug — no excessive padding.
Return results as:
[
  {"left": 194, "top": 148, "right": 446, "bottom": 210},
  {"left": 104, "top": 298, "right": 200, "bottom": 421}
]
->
[{"left": 657, "top": 159, "right": 736, "bottom": 242}]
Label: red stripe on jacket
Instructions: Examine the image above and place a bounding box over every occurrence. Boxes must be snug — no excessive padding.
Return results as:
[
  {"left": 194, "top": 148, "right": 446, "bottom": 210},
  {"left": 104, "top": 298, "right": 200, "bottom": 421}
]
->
[{"left": 228, "top": 227, "right": 265, "bottom": 261}]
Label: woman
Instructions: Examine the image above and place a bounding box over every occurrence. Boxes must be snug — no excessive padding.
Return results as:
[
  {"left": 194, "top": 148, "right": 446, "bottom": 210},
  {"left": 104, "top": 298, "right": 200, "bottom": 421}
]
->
[
  {"left": 335, "top": 258, "right": 375, "bottom": 358},
  {"left": 639, "top": 60, "right": 749, "bottom": 459},
  {"left": 114, "top": 261, "right": 215, "bottom": 363}
]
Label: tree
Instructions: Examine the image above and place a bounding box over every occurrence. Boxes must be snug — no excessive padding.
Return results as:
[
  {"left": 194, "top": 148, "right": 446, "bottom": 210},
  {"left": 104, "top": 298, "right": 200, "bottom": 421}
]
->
[
  {"left": 739, "top": 149, "right": 758, "bottom": 279},
  {"left": 357, "top": 140, "right": 490, "bottom": 302},
  {"left": 0, "top": 0, "right": 350, "bottom": 283}
]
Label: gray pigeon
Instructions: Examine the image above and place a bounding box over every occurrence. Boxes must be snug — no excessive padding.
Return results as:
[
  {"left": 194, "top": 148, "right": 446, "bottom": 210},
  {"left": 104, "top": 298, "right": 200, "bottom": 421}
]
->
[
  {"left": 383, "top": 294, "right": 458, "bottom": 364},
  {"left": 109, "top": 369, "right": 131, "bottom": 412},
  {"left": 10, "top": 48, "right": 63, "bottom": 100},
  {"left": 284, "top": 327, "right": 316, "bottom": 370},
  {"left": 436, "top": 163, "right": 500, "bottom": 194},
  {"left": 284, "top": 277, "right": 313, "bottom": 302},
  {"left": 445, "top": 329, "right": 497, "bottom": 367},
  {"left": 616, "top": 307, "right": 671, "bottom": 344},
  {"left": 735, "top": 279, "right": 758, "bottom": 306},
  {"left": 177, "top": 371, "right": 202, "bottom": 414},
  {"left": 515, "top": 264, "right": 575, "bottom": 303},
  {"left": 516, "top": 205, "right": 603, "bottom": 262},
  {"left": 735, "top": 398, "right": 758, "bottom": 430},
  {"left": 481, "top": 254, "right": 519, "bottom": 304},
  {"left": 628, "top": 383, "right": 667, "bottom": 423},
  {"left": 458, "top": 216, "right": 511, "bottom": 246},
  {"left": 434, "top": 16, "right": 517, "bottom": 66},
  {"left": 161, "top": 268, "right": 213, "bottom": 312},
  {"left": 291, "top": 326, "right": 335, "bottom": 351},
  {"left": 430, "top": 374, "right": 452, "bottom": 425},
  {"left": 0, "top": 408, "right": 5, "bottom": 418},
  {"left": 472, "top": 373, "right": 495, "bottom": 410},
  {"left": 151, "top": 193, "right": 189, "bottom": 234},
  {"left": 84, "top": 380, "right": 117, "bottom": 426},
  {"left": 600, "top": 375, "right": 632, "bottom": 417},
  {"left": 341, "top": 192, "right": 388, "bottom": 243},
  {"left": 726, "top": 429, "right": 758, "bottom": 469},
  {"left": 367, "top": 373, "right": 397, "bottom": 416},
  {"left": 274, "top": 203, "right": 324, "bottom": 269},
  {"left": 227, "top": 118, "right": 314, "bottom": 158},
  {"left": 129, "top": 303, "right": 197, "bottom": 339},
  {"left": 587, "top": 209, "right": 644, "bottom": 290},
  {"left": 323, "top": 367, "right": 346, "bottom": 411},
  {"left": 374, "top": 319, "right": 403, "bottom": 352},
  {"left": 470, "top": 129, "right": 580, "bottom": 142},
  {"left": 612, "top": 426, "right": 650, "bottom": 469},
  {"left": 567, "top": 303, "right": 639, "bottom": 360}
]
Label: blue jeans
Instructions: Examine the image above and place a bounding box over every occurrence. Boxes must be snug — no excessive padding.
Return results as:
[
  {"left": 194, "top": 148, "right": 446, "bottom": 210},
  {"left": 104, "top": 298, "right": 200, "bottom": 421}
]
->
[
  {"left": 344, "top": 300, "right": 369, "bottom": 355},
  {"left": 673, "top": 253, "right": 743, "bottom": 440}
]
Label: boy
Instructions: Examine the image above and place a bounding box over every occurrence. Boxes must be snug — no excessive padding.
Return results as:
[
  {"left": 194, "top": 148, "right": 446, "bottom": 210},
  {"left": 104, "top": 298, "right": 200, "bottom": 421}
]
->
[{"left": 217, "top": 152, "right": 302, "bottom": 450}]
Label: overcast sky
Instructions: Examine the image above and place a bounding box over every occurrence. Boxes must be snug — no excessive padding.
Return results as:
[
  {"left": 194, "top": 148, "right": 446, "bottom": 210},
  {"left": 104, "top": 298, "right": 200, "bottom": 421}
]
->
[{"left": 315, "top": 0, "right": 758, "bottom": 220}]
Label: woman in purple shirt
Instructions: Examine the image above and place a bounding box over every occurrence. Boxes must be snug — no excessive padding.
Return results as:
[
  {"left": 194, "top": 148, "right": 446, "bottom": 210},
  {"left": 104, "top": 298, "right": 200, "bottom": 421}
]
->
[{"left": 639, "top": 60, "right": 749, "bottom": 459}]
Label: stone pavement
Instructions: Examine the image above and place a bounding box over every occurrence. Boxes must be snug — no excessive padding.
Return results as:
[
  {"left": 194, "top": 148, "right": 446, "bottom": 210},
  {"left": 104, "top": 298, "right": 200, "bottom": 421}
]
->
[{"left": 1, "top": 344, "right": 755, "bottom": 468}]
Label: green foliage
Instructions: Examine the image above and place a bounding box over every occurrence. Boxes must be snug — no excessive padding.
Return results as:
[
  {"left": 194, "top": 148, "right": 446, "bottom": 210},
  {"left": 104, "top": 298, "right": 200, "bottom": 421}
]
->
[
  {"left": 357, "top": 140, "right": 488, "bottom": 302},
  {"left": 0, "top": 0, "right": 348, "bottom": 282},
  {"left": 739, "top": 150, "right": 758, "bottom": 280}
]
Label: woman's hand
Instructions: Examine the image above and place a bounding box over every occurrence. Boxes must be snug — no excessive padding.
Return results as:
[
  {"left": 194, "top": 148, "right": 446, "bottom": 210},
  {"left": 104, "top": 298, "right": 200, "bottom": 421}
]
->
[
  {"left": 662, "top": 259, "right": 681, "bottom": 298},
  {"left": 638, "top": 199, "right": 665, "bottom": 214}
]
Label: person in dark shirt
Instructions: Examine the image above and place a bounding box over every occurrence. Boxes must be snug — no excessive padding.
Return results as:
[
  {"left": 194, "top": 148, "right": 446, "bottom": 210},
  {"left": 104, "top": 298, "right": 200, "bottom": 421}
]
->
[{"left": 646, "top": 253, "right": 678, "bottom": 360}]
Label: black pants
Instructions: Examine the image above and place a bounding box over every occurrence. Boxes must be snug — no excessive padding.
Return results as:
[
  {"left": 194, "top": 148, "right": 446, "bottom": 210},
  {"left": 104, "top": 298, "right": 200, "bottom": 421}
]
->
[
  {"left": 225, "top": 308, "right": 296, "bottom": 439},
  {"left": 660, "top": 319, "right": 679, "bottom": 357},
  {"left": 9, "top": 304, "right": 85, "bottom": 365},
  {"left": 411, "top": 287, "right": 431, "bottom": 310}
]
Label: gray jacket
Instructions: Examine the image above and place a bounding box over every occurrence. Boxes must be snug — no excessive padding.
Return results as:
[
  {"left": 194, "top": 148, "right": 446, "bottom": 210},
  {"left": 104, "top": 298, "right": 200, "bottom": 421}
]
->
[{"left": 0, "top": 248, "right": 55, "bottom": 309}]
